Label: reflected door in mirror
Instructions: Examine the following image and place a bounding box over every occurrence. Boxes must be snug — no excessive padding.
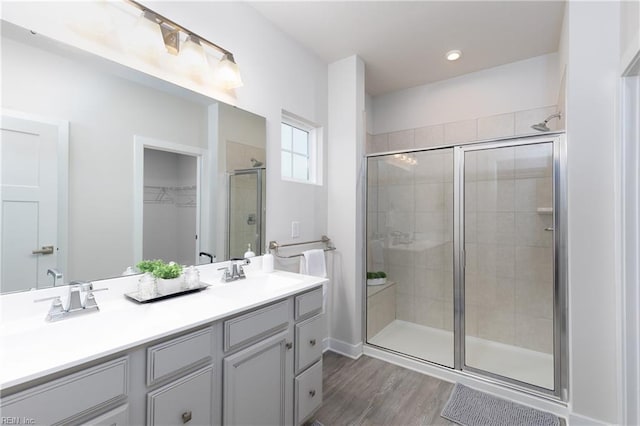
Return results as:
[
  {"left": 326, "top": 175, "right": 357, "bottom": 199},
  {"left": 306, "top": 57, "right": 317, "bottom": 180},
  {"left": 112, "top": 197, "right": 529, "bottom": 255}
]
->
[
  {"left": 143, "top": 148, "right": 198, "bottom": 266},
  {"left": 228, "top": 169, "right": 265, "bottom": 259},
  {"left": 1, "top": 114, "right": 66, "bottom": 292}
]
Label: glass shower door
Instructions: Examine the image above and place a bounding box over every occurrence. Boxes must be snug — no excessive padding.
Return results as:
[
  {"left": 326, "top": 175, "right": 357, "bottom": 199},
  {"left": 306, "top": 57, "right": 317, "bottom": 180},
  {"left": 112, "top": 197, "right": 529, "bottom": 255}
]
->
[
  {"left": 228, "top": 169, "right": 265, "bottom": 259},
  {"left": 461, "top": 142, "right": 556, "bottom": 391},
  {"left": 366, "top": 148, "right": 455, "bottom": 368}
]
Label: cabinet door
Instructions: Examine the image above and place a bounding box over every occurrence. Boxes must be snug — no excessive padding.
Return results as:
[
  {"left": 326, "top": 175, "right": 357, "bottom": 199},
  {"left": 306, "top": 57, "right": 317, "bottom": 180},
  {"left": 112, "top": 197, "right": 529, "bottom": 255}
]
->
[
  {"left": 223, "top": 330, "right": 293, "bottom": 426},
  {"left": 147, "top": 366, "right": 213, "bottom": 426}
]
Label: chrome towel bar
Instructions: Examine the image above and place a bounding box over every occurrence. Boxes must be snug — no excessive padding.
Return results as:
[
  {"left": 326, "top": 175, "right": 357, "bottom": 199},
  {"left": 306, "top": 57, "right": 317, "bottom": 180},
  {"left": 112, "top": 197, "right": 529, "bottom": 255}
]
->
[{"left": 268, "top": 235, "right": 336, "bottom": 259}]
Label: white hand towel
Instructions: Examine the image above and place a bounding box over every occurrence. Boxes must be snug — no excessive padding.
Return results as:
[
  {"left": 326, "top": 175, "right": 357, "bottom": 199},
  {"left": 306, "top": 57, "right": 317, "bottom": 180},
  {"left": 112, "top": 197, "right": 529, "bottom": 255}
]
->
[
  {"left": 300, "top": 249, "right": 329, "bottom": 314},
  {"left": 299, "top": 249, "right": 327, "bottom": 278}
]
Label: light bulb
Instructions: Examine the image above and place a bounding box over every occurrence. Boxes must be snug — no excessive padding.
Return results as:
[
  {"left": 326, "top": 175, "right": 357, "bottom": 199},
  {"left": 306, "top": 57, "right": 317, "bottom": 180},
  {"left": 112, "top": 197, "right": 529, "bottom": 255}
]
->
[
  {"left": 179, "top": 35, "right": 207, "bottom": 77},
  {"left": 129, "top": 11, "right": 165, "bottom": 64},
  {"left": 446, "top": 50, "right": 462, "bottom": 61},
  {"left": 215, "top": 53, "right": 243, "bottom": 89}
]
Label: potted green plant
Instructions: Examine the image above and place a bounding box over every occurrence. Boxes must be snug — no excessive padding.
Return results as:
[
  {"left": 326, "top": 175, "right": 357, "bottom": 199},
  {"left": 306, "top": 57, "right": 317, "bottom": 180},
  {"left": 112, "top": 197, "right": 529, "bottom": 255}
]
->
[
  {"left": 366, "top": 271, "right": 387, "bottom": 286},
  {"left": 137, "top": 259, "right": 164, "bottom": 274},
  {"left": 136, "top": 260, "right": 184, "bottom": 295}
]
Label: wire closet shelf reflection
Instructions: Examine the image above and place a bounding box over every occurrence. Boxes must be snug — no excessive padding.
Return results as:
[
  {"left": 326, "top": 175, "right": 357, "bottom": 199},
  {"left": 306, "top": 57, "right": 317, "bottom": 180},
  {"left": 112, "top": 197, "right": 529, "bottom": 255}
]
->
[{"left": 268, "top": 235, "right": 336, "bottom": 258}]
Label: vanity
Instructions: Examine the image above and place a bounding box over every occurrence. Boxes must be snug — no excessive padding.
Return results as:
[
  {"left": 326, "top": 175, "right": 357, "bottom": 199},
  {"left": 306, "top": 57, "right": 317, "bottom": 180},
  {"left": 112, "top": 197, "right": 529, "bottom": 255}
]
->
[{"left": 0, "top": 265, "right": 327, "bottom": 425}]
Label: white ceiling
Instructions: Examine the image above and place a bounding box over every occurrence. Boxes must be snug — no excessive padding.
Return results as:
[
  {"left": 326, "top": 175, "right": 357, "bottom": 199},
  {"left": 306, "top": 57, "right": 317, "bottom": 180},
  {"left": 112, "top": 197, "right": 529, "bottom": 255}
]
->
[{"left": 249, "top": 1, "right": 566, "bottom": 96}]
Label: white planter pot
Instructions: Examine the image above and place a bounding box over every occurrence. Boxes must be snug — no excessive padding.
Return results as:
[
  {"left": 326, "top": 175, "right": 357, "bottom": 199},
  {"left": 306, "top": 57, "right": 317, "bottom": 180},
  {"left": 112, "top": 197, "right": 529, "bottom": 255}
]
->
[
  {"left": 367, "top": 278, "right": 387, "bottom": 286},
  {"left": 156, "top": 276, "right": 184, "bottom": 295}
]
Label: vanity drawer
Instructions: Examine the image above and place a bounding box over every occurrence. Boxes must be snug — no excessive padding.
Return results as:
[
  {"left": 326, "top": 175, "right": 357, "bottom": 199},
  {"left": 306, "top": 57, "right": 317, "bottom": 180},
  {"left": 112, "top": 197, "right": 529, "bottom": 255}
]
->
[
  {"left": 147, "top": 366, "right": 213, "bottom": 426},
  {"left": 0, "top": 357, "right": 128, "bottom": 426},
  {"left": 295, "top": 314, "right": 325, "bottom": 374},
  {"left": 224, "top": 300, "right": 289, "bottom": 352},
  {"left": 294, "top": 287, "right": 323, "bottom": 321},
  {"left": 81, "top": 403, "right": 129, "bottom": 426},
  {"left": 295, "top": 359, "right": 323, "bottom": 425},
  {"left": 146, "top": 326, "right": 213, "bottom": 386}
]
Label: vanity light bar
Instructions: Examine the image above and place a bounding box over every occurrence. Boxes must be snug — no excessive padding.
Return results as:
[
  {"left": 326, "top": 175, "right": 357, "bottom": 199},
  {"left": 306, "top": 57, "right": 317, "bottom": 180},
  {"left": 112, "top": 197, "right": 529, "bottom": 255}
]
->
[{"left": 123, "top": 0, "right": 243, "bottom": 88}]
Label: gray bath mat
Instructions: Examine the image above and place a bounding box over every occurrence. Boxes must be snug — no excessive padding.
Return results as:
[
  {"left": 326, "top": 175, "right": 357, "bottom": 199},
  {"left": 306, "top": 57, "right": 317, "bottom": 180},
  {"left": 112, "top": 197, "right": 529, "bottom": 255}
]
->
[{"left": 441, "top": 384, "right": 560, "bottom": 426}]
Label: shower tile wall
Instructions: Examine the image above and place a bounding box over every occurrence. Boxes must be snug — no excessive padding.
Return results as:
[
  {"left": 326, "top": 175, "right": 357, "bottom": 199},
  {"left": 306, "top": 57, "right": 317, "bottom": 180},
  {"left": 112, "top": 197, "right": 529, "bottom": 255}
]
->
[
  {"left": 367, "top": 105, "right": 560, "bottom": 154},
  {"left": 226, "top": 141, "right": 266, "bottom": 171},
  {"left": 229, "top": 174, "right": 259, "bottom": 258},
  {"left": 464, "top": 144, "right": 554, "bottom": 354},
  {"left": 367, "top": 149, "right": 454, "bottom": 337}
]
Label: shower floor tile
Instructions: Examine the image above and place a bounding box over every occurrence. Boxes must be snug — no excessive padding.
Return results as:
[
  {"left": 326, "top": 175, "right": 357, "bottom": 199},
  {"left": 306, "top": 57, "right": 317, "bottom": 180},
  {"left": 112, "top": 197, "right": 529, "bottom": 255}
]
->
[
  {"left": 368, "top": 319, "right": 554, "bottom": 389},
  {"left": 369, "top": 320, "right": 455, "bottom": 367}
]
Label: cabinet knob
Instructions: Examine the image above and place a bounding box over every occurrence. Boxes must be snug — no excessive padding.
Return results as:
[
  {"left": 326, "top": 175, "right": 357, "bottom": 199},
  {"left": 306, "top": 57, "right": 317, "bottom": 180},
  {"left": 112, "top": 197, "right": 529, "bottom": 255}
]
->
[
  {"left": 182, "top": 411, "right": 192, "bottom": 424},
  {"left": 309, "top": 389, "right": 316, "bottom": 397},
  {"left": 286, "top": 342, "right": 293, "bottom": 350},
  {"left": 309, "top": 339, "right": 316, "bottom": 346}
]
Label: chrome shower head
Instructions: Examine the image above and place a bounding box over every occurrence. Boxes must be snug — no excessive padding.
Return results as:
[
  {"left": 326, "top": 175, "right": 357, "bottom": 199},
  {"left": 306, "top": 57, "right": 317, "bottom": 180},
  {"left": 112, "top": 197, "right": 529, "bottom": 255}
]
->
[
  {"left": 250, "top": 158, "right": 263, "bottom": 167},
  {"left": 531, "top": 112, "right": 562, "bottom": 132},
  {"left": 532, "top": 122, "right": 551, "bottom": 132}
]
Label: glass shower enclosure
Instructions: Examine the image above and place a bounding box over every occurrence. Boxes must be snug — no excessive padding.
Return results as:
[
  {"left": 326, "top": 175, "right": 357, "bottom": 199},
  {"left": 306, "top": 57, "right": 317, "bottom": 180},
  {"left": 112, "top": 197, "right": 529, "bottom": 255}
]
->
[
  {"left": 365, "top": 134, "right": 567, "bottom": 399},
  {"left": 228, "top": 168, "right": 266, "bottom": 259}
]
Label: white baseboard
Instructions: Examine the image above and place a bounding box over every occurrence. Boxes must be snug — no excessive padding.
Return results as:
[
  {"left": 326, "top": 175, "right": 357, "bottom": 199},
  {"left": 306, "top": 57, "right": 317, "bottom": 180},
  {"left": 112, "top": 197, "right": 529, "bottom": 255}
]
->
[
  {"left": 568, "top": 413, "right": 608, "bottom": 426},
  {"left": 322, "top": 337, "right": 330, "bottom": 353},
  {"left": 326, "top": 338, "right": 363, "bottom": 359}
]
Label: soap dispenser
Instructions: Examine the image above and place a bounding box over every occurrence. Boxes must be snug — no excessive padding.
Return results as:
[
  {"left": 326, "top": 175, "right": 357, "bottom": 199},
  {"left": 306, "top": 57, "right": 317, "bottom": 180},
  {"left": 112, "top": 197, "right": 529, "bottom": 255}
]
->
[
  {"left": 262, "top": 246, "right": 274, "bottom": 273},
  {"left": 244, "top": 243, "right": 255, "bottom": 259}
]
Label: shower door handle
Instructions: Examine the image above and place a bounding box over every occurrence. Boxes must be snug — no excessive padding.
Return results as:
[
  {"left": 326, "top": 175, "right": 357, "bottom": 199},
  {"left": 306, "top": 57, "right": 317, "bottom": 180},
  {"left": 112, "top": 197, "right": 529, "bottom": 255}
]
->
[
  {"left": 544, "top": 227, "right": 554, "bottom": 232},
  {"left": 32, "top": 245, "right": 54, "bottom": 255}
]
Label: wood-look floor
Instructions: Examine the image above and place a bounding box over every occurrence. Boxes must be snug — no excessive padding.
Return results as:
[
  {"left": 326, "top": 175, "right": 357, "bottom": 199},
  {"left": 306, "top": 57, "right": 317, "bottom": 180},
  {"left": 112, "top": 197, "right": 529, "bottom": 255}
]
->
[{"left": 312, "top": 352, "right": 456, "bottom": 426}]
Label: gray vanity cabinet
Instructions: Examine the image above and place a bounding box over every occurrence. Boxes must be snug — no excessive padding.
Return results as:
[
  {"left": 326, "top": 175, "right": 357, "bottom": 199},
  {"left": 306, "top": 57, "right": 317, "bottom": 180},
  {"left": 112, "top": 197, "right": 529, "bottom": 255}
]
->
[
  {"left": 0, "top": 284, "right": 326, "bottom": 426},
  {"left": 293, "top": 287, "right": 324, "bottom": 425},
  {"left": 220, "top": 287, "right": 325, "bottom": 426},
  {"left": 221, "top": 299, "right": 293, "bottom": 425},
  {"left": 223, "top": 330, "right": 293, "bottom": 425}
]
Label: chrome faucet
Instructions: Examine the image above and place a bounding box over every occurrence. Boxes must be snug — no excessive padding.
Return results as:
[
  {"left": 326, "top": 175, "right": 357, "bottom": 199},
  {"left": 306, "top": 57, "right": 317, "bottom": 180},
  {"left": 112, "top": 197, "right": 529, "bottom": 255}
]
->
[
  {"left": 47, "top": 268, "right": 63, "bottom": 287},
  {"left": 219, "top": 258, "right": 250, "bottom": 282},
  {"left": 35, "top": 281, "right": 107, "bottom": 322}
]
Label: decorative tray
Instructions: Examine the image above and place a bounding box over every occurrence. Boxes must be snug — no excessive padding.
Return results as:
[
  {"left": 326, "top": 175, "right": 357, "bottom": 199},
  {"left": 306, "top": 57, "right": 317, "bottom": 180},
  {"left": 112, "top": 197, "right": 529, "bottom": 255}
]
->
[{"left": 125, "top": 283, "right": 210, "bottom": 304}]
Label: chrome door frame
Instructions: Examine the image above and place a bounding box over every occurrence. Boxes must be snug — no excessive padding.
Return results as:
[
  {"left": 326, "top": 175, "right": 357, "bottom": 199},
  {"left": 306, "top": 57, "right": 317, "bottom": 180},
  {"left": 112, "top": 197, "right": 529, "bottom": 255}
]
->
[
  {"left": 227, "top": 168, "right": 264, "bottom": 259},
  {"left": 455, "top": 134, "right": 567, "bottom": 400},
  {"left": 362, "top": 132, "right": 568, "bottom": 402}
]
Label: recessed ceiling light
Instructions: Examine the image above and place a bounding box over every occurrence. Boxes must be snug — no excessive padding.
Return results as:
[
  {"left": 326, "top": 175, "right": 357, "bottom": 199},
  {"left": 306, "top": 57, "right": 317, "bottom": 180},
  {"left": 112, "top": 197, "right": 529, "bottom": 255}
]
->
[{"left": 446, "top": 50, "right": 462, "bottom": 61}]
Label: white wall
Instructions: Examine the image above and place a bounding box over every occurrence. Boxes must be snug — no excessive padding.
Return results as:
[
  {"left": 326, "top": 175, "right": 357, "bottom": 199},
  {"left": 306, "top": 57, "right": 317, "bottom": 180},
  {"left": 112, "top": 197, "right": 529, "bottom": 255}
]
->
[
  {"left": 1, "top": 36, "right": 207, "bottom": 281},
  {"left": 621, "top": 0, "right": 640, "bottom": 73},
  {"left": 565, "top": 1, "right": 621, "bottom": 424},
  {"left": 372, "top": 53, "right": 560, "bottom": 135},
  {"left": 2, "top": 0, "right": 329, "bottom": 273},
  {"left": 327, "top": 55, "right": 366, "bottom": 355}
]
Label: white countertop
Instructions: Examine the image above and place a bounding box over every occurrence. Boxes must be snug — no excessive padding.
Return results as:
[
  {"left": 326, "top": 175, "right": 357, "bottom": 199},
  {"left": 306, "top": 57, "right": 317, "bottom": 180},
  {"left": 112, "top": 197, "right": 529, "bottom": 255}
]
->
[{"left": 0, "top": 263, "right": 326, "bottom": 390}]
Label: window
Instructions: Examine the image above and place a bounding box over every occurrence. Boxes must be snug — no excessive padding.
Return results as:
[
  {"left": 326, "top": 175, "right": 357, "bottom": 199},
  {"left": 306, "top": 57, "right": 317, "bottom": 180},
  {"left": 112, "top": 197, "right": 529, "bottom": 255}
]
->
[{"left": 281, "top": 112, "right": 321, "bottom": 184}]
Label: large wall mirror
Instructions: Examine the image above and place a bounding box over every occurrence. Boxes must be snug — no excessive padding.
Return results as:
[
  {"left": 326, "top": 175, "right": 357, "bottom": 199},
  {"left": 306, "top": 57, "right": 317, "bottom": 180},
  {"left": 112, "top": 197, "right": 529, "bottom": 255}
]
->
[{"left": 0, "top": 21, "right": 266, "bottom": 293}]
